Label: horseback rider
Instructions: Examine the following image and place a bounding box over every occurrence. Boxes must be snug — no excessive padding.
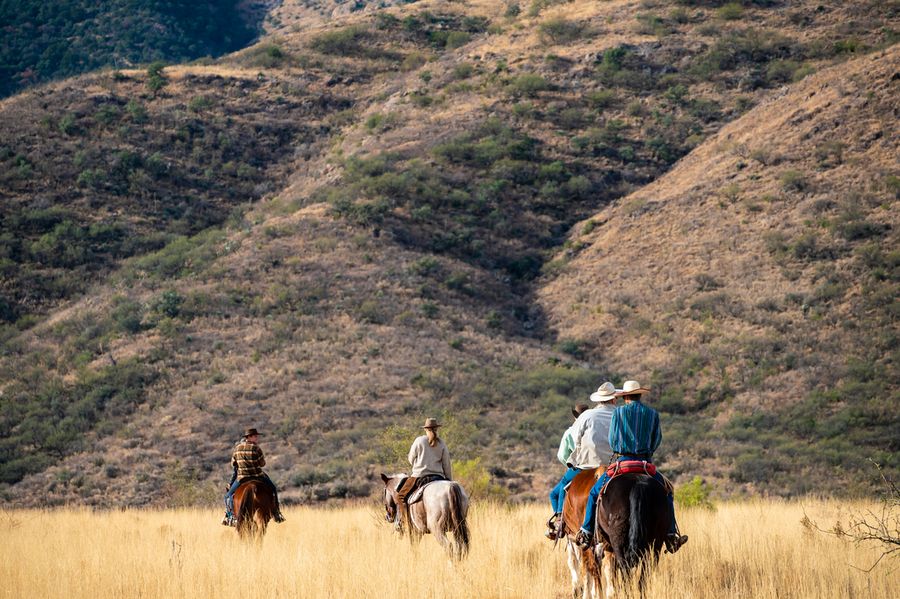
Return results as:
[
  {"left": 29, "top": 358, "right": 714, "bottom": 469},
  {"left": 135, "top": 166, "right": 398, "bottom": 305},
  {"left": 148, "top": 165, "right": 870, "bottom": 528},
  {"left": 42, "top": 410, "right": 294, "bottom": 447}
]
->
[
  {"left": 222, "top": 427, "right": 286, "bottom": 525},
  {"left": 395, "top": 418, "right": 452, "bottom": 532},
  {"left": 546, "top": 383, "right": 617, "bottom": 540},
  {"left": 575, "top": 381, "right": 688, "bottom": 553}
]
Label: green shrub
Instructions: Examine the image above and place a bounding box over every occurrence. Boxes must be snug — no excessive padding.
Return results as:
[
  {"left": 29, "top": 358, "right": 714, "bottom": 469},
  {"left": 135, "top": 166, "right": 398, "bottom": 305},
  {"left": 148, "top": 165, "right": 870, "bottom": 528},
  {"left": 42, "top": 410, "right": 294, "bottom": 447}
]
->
[
  {"left": 125, "top": 100, "right": 148, "bottom": 123},
  {"left": 188, "top": 95, "right": 213, "bottom": 112},
  {"left": 444, "top": 31, "right": 471, "bottom": 49},
  {"left": 586, "top": 89, "right": 617, "bottom": 110},
  {"left": 675, "top": 476, "right": 714, "bottom": 509},
  {"left": 454, "top": 458, "right": 508, "bottom": 500},
  {"left": 779, "top": 170, "right": 808, "bottom": 192},
  {"left": 538, "top": 18, "right": 584, "bottom": 44},
  {"left": 453, "top": 62, "right": 475, "bottom": 79},
  {"left": 311, "top": 26, "right": 371, "bottom": 56},
  {"left": 58, "top": 114, "right": 77, "bottom": 135},
  {"left": 146, "top": 61, "right": 167, "bottom": 92},
  {"left": 507, "top": 73, "right": 551, "bottom": 97},
  {"left": 716, "top": 2, "right": 744, "bottom": 20}
]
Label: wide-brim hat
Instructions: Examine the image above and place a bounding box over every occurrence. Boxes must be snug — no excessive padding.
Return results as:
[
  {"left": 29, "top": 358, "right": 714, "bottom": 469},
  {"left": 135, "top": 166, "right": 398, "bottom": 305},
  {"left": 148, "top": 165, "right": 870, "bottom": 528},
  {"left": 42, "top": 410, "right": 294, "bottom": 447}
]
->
[
  {"left": 589, "top": 382, "right": 617, "bottom": 403},
  {"left": 243, "top": 427, "right": 261, "bottom": 437},
  {"left": 616, "top": 380, "right": 650, "bottom": 396},
  {"left": 572, "top": 403, "right": 590, "bottom": 418},
  {"left": 422, "top": 418, "right": 442, "bottom": 429}
]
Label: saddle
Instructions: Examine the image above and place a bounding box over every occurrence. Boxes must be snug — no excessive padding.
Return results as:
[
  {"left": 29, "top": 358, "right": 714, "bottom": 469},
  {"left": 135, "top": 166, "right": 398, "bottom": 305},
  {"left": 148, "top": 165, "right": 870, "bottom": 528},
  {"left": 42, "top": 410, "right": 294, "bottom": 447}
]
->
[
  {"left": 599, "top": 461, "right": 673, "bottom": 496},
  {"left": 605, "top": 460, "right": 657, "bottom": 478},
  {"left": 402, "top": 474, "right": 447, "bottom": 505}
]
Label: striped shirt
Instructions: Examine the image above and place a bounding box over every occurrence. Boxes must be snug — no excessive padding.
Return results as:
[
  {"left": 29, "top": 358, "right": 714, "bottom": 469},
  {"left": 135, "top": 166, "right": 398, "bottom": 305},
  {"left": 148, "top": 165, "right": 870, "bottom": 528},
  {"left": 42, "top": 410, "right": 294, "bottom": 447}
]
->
[
  {"left": 608, "top": 401, "right": 662, "bottom": 458},
  {"left": 232, "top": 441, "right": 266, "bottom": 478}
]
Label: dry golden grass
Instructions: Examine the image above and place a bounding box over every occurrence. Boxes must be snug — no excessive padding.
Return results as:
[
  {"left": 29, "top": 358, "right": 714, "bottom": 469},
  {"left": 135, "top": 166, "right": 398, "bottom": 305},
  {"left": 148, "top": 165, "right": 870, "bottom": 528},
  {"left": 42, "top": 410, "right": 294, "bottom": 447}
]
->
[{"left": 3, "top": 500, "right": 896, "bottom": 599}]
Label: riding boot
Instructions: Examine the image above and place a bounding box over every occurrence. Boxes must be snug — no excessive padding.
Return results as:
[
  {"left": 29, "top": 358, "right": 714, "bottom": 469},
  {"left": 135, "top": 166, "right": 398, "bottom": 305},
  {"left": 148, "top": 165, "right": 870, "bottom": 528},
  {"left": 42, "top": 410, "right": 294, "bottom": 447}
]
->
[
  {"left": 273, "top": 493, "right": 286, "bottom": 523},
  {"left": 545, "top": 513, "right": 560, "bottom": 540}
]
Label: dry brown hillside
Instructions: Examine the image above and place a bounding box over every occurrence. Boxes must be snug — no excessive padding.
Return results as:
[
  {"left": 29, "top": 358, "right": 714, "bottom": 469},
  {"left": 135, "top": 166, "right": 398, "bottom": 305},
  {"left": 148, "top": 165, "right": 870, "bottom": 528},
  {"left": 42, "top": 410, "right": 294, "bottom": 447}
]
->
[
  {"left": 540, "top": 44, "right": 899, "bottom": 492},
  {"left": 1, "top": 0, "right": 897, "bottom": 506}
]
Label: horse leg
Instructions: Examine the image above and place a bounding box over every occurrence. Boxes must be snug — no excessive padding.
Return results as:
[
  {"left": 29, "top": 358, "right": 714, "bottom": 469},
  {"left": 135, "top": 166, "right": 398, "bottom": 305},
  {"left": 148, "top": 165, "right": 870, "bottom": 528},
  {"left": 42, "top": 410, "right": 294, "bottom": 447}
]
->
[
  {"left": 601, "top": 548, "right": 616, "bottom": 599},
  {"left": 566, "top": 540, "right": 582, "bottom": 598}
]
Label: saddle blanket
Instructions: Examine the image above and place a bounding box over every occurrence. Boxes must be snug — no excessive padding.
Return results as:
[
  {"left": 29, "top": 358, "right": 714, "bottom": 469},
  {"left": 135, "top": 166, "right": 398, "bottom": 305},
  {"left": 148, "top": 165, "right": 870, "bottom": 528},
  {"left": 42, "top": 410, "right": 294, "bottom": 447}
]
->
[
  {"left": 605, "top": 460, "right": 657, "bottom": 478},
  {"left": 408, "top": 476, "right": 447, "bottom": 504}
]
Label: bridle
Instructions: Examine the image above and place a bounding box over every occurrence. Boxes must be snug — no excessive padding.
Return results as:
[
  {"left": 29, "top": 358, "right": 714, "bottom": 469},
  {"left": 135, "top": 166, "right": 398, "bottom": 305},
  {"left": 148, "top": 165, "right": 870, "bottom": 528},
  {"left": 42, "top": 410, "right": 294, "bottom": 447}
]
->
[{"left": 383, "top": 478, "right": 403, "bottom": 527}]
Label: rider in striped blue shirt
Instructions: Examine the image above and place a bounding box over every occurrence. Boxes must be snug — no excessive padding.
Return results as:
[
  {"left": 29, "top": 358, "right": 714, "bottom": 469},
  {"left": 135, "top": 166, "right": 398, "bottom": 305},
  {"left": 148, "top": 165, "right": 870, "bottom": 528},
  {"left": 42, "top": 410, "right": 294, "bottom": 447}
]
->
[{"left": 576, "top": 381, "right": 688, "bottom": 553}]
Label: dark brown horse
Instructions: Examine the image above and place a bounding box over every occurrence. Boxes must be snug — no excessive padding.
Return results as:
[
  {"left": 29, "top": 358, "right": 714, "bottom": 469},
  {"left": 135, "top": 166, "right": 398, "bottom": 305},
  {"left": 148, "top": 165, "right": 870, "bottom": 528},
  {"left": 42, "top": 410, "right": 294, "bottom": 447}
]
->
[
  {"left": 595, "top": 473, "right": 671, "bottom": 597},
  {"left": 233, "top": 479, "right": 275, "bottom": 541}
]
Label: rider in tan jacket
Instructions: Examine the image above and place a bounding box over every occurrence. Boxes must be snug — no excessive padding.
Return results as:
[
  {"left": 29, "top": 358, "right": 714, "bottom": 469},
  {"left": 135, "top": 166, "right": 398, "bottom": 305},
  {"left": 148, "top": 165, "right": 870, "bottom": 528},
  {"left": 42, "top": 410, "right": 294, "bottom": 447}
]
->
[{"left": 396, "top": 418, "right": 452, "bottom": 530}]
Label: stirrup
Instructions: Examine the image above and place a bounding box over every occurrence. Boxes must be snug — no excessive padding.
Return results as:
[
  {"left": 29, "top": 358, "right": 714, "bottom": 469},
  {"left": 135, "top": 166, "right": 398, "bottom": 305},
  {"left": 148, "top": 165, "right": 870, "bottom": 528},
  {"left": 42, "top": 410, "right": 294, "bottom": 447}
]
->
[{"left": 575, "top": 529, "right": 592, "bottom": 549}]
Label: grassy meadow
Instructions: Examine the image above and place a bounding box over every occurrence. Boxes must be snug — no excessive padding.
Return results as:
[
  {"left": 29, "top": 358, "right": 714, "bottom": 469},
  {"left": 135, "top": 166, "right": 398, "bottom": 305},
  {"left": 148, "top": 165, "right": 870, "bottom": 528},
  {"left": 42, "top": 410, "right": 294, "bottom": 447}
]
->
[{"left": 3, "top": 500, "right": 896, "bottom": 599}]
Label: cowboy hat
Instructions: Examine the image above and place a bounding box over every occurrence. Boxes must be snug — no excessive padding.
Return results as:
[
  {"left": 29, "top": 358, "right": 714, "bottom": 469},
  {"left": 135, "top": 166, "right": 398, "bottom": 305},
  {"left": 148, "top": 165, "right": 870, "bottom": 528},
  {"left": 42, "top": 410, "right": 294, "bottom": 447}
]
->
[
  {"left": 242, "top": 427, "right": 261, "bottom": 437},
  {"left": 616, "top": 380, "right": 651, "bottom": 396},
  {"left": 589, "top": 382, "right": 617, "bottom": 402},
  {"left": 422, "top": 418, "right": 442, "bottom": 429},
  {"left": 572, "top": 403, "right": 590, "bottom": 418}
]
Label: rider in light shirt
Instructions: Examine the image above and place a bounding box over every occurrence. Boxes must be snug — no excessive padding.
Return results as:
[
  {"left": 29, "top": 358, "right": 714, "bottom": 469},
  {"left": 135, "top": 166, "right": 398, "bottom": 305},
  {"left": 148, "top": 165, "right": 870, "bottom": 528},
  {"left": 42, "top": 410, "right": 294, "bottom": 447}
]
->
[{"left": 576, "top": 381, "right": 688, "bottom": 553}]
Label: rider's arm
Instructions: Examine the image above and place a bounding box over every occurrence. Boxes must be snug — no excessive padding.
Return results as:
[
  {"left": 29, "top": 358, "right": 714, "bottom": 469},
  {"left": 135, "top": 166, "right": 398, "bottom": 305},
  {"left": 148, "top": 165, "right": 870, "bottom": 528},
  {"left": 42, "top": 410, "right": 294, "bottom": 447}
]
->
[
  {"left": 557, "top": 428, "right": 574, "bottom": 466},
  {"left": 568, "top": 415, "right": 588, "bottom": 467},
  {"left": 255, "top": 445, "right": 266, "bottom": 469},
  {"left": 407, "top": 437, "right": 420, "bottom": 467},
  {"left": 607, "top": 409, "right": 621, "bottom": 454},
  {"left": 441, "top": 443, "right": 452, "bottom": 480},
  {"left": 650, "top": 412, "right": 662, "bottom": 455}
]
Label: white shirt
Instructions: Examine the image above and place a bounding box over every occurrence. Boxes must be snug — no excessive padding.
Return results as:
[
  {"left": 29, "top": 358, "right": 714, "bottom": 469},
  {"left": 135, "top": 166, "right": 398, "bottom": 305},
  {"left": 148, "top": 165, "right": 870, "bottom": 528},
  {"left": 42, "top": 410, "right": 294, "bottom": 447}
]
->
[{"left": 568, "top": 403, "right": 616, "bottom": 469}]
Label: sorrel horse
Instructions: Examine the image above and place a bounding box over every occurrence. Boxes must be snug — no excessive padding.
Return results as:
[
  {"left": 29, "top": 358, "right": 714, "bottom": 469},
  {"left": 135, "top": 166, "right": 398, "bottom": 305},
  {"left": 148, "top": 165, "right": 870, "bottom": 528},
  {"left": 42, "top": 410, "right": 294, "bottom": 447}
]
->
[
  {"left": 561, "top": 471, "right": 671, "bottom": 598},
  {"left": 380, "top": 473, "right": 470, "bottom": 560},
  {"left": 561, "top": 468, "right": 603, "bottom": 599},
  {"left": 233, "top": 479, "right": 275, "bottom": 541}
]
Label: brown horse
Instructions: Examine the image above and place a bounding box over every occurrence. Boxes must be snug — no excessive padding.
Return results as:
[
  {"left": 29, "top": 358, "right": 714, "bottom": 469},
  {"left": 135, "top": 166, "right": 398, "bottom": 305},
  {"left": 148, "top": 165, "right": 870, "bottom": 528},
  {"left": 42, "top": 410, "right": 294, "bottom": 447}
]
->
[
  {"left": 381, "top": 473, "right": 470, "bottom": 560},
  {"left": 233, "top": 479, "right": 275, "bottom": 541},
  {"left": 561, "top": 468, "right": 603, "bottom": 599}
]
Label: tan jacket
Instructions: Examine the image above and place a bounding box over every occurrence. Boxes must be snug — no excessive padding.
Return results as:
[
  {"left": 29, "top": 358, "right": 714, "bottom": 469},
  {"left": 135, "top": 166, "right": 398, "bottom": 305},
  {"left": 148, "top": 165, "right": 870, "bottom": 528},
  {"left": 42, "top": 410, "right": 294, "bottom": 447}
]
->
[
  {"left": 568, "top": 403, "right": 616, "bottom": 469},
  {"left": 408, "top": 435, "right": 452, "bottom": 479}
]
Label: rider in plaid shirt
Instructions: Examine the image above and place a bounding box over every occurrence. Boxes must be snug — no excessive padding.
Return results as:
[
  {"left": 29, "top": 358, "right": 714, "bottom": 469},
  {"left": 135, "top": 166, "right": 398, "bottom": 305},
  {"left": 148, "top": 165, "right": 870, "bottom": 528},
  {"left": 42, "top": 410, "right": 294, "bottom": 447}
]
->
[{"left": 222, "top": 428, "right": 285, "bottom": 525}]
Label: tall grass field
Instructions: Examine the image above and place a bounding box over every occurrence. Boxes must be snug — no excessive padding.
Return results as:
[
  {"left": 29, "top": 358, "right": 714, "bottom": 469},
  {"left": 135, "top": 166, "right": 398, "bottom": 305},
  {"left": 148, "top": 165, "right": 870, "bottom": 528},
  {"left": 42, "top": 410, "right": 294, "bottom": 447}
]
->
[{"left": 3, "top": 500, "right": 896, "bottom": 598}]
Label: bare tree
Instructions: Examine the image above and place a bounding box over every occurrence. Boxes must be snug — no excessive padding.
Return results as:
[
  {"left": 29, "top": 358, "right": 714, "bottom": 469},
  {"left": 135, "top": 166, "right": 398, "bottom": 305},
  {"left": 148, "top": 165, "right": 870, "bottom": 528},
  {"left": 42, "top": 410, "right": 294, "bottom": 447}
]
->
[{"left": 802, "top": 459, "right": 899, "bottom": 571}]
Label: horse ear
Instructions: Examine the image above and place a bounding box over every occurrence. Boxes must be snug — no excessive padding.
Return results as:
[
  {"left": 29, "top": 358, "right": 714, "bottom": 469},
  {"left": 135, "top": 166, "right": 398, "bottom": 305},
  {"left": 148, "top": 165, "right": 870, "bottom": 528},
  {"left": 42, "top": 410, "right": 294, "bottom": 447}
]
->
[{"left": 380, "top": 473, "right": 389, "bottom": 484}]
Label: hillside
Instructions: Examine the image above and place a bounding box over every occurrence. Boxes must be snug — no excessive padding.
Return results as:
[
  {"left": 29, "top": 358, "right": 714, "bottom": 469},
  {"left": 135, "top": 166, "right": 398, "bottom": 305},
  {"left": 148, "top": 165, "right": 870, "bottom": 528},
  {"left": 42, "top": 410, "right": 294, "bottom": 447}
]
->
[
  {"left": 540, "top": 43, "right": 900, "bottom": 493},
  {"left": 0, "top": 0, "right": 260, "bottom": 98},
  {"left": 0, "top": 0, "right": 898, "bottom": 506}
]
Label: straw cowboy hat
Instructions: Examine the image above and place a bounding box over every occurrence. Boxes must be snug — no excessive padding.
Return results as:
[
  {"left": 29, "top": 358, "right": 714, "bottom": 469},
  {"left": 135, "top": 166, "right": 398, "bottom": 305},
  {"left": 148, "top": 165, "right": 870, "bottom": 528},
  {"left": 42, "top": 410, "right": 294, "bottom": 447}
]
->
[
  {"left": 242, "top": 427, "right": 261, "bottom": 437},
  {"left": 616, "top": 380, "right": 651, "bottom": 396},
  {"left": 422, "top": 418, "right": 442, "bottom": 429},
  {"left": 589, "top": 382, "right": 617, "bottom": 403}
]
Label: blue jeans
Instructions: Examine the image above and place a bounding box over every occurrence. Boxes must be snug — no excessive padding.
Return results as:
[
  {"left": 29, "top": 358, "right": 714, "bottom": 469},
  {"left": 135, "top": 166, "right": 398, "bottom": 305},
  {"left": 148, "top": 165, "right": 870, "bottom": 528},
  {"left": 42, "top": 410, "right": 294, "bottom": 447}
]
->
[
  {"left": 550, "top": 467, "right": 581, "bottom": 513},
  {"left": 580, "top": 458, "right": 677, "bottom": 535},
  {"left": 224, "top": 478, "right": 241, "bottom": 515}
]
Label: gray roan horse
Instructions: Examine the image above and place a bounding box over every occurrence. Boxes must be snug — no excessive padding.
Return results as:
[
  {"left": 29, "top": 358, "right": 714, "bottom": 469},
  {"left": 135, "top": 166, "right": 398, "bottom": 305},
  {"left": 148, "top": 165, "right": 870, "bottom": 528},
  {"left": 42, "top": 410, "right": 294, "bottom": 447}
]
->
[{"left": 380, "top": 473, "right": 470, "bottom": 560}]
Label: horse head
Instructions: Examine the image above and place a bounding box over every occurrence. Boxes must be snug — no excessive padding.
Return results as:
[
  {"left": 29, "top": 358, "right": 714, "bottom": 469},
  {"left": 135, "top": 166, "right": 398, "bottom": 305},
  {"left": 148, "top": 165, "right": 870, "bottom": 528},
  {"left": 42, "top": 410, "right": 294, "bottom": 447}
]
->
[{"left": 379, "top": 473, "right": 405, "bottom": 529}]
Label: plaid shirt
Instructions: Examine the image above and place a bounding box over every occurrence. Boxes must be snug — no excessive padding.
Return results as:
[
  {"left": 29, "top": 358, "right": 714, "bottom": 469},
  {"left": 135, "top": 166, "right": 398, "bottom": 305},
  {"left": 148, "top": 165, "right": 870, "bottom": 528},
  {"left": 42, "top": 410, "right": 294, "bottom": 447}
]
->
[
  {"left": 609, "top": 400, "right": 662, "bottom": 458},
  {"left": 232, "top": 440, "right": 266, "bottom": 478}
]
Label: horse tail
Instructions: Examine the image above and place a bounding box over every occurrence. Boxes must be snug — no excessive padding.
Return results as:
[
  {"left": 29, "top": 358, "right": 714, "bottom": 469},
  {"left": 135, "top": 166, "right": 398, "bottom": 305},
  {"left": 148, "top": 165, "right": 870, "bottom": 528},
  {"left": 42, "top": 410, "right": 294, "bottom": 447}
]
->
[
  {"left": 448, "top": 483, "right": 470, "bottom": 557},
  {"left": 238, "top": 483, "right": 256, "bottom": 526},
  {"left": 625, "top": 479, "right": 648, "bottom": 569}
]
